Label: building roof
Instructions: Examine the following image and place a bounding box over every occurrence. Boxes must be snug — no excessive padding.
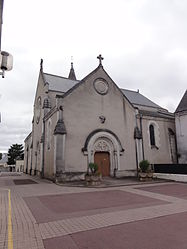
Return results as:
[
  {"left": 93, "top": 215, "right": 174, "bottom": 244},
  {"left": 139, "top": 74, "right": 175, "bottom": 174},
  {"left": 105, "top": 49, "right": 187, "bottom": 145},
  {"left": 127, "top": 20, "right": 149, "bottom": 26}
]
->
[
  {"left": 121, "top": 89, "right": 161, "bottom": 109},
  {"left": 175, "top": 90, "right": 187, "bottom": 113},
  {"left": 44, "top": 73, "right": 78, "bottom": 92},
  {"left": 43, "top": 72, "right": 164, "bottom": 110},
  {"left": 139, "top": 110, "right": 174, "bottom": 119}
]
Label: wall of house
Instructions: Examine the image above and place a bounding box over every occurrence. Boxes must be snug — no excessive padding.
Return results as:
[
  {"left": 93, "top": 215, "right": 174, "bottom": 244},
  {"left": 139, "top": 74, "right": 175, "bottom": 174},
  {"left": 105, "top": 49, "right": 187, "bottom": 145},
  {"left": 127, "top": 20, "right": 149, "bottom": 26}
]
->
[{"left": 175, "top": 113, "right": 187, "bottom": 163}]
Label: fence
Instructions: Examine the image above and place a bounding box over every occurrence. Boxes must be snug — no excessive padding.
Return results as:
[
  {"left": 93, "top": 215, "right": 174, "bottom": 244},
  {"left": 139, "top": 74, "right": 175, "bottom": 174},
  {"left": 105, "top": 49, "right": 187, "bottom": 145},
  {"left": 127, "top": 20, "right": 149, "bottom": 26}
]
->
[{"left": 154, "top": 164, "right": 187, "bottom": 175}]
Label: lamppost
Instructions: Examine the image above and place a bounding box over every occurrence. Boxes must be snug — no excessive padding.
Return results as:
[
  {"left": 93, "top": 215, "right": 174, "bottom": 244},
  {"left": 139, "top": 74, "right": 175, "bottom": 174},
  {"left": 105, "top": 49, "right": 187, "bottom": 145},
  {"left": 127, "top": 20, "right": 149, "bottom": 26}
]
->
[{"left": 0, "top": 0, "right": 13, "bottom": 78}]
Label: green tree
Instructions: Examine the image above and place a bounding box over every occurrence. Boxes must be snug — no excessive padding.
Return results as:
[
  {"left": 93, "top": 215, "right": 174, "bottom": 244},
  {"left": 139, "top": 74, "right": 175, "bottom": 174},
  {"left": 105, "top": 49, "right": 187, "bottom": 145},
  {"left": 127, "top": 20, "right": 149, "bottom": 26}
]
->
[
  {"left": 0, "top": 153, "right": 2, "bottom": 160},
  {"left": 7, "top": 144, "right": 24, "bottom": 165}
]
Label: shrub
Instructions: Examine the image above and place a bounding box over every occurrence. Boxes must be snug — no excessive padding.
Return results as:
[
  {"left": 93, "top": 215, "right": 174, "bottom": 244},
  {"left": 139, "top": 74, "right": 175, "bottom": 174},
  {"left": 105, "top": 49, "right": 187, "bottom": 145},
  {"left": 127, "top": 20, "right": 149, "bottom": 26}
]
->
[
  {"left": 139, "top": 160, "right": 150, "bottom": 173},
  {"left": 88, "top": 163, "right": 98, "bottom": 174}
]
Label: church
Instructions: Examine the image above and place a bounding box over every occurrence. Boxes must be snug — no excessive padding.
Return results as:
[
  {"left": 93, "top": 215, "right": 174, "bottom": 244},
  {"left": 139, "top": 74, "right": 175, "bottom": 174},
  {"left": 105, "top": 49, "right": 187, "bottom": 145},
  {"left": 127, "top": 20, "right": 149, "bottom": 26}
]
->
[{"left": 24, "top": 55, "right": 177, "bottom": 181}]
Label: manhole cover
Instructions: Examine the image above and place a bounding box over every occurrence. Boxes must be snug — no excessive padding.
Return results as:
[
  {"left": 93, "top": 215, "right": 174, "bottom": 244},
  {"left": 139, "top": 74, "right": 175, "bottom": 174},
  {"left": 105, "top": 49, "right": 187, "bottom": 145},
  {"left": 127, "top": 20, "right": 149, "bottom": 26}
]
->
[{"left": 13, "top": 179, "right": 38, "bottom": 185}]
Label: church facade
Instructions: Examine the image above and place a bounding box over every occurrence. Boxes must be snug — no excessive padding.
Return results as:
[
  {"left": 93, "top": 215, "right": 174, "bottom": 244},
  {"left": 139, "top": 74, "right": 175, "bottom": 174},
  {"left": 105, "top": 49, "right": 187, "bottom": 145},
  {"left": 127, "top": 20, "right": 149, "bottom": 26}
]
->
[{"left": 24, "top": 56, "right": 177, "bottom": 181}]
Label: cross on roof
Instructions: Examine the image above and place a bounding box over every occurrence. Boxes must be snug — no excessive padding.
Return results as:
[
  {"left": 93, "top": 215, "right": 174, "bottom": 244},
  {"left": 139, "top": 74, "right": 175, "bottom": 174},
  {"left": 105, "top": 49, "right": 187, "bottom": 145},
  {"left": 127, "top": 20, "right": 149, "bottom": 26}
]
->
[{"left": 97, "top": 54, "right": 104, "bottom": 66}]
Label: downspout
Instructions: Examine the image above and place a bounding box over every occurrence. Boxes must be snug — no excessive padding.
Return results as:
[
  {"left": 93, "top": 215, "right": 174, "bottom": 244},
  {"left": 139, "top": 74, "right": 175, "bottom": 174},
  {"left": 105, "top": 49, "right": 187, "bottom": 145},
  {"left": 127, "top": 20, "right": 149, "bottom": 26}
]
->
[
  {"left": 30, "top": 146, "right": 33, "bottom": 175},
  {"left": 134, "top": 137, "right": 139, "bottom": 178},
  {"left": 134, "top": 109, "right": 139, "bottom": 178},
  {"left": 175, "top": 132, "right": 179, "bottom": 164},
  {"left": 140, "top": 114, "right": 145, "bottom": 160},
  {"left": 41, "top": 119, "right": 45, "bottom": 178},
  {"left": 26, "top": 147, "right": 29, "bottom": 174}
]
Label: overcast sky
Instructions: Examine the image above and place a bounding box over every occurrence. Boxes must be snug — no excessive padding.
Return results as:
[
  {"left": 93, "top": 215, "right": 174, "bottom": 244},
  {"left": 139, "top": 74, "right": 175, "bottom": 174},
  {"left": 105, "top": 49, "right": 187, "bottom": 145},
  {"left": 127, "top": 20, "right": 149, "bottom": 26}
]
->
[{"left": 0, "top": 0, "right": 187, "bottom": 152}]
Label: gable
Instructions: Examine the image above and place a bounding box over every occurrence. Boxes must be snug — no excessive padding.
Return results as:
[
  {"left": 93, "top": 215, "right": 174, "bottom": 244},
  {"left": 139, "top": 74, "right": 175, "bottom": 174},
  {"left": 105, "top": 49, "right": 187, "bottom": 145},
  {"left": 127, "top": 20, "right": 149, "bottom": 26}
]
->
[
  {"left": 175, "top": 90, "right": 187, "bottom": 113},
  {"left": 43, "top": 69, "right": 166, "bottom": 112},
  {"left": 61, "top": 65, "right": 134, "bottom": 110},
  {"left": 33, "top": 70, "right": 46, "bottom": 106},
  {"left": 60, "top": 65, "right": 136, "bottom": 133}
]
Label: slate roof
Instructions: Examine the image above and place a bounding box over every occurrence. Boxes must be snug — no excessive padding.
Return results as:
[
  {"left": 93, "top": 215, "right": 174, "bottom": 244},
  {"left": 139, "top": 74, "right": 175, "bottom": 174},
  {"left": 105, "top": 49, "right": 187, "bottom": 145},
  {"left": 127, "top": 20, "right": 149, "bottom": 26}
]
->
[
  {"left": 44, "top": 73, "right": 78, "bottom": 92},
  {"left": 121, "top": 89, "right": 161, "bottom": 109},
  {"left": 43, "top": 72, "right": 163, "bottom": 110},
  {"left": 139, "top": 110, "right": 174, "bottom": 119},
  {"left": 175, "top": 90, "right": 187, "bottom": 113}
]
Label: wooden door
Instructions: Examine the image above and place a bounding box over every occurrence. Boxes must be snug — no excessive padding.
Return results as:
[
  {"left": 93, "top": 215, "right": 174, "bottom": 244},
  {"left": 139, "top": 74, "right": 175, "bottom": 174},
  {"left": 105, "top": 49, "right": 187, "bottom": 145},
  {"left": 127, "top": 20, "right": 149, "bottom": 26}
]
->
[{"left": 94, "top": 152, "right": 110, "bottom": 176}]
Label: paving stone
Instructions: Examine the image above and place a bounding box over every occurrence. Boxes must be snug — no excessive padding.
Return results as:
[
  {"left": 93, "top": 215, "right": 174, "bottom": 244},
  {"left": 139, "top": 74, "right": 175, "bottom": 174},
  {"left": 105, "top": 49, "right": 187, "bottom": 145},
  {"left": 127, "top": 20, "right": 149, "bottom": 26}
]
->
[{"left": 1, "top": 174, "right": 187, "bottom": 249}]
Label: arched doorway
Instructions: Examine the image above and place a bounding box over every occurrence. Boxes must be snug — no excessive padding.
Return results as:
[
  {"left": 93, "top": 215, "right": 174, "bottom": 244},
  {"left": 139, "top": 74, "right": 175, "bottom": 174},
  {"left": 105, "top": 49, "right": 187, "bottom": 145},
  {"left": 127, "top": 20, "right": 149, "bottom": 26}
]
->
[{"left": 83, "top": 130, "right": 124, "bottom": 177}]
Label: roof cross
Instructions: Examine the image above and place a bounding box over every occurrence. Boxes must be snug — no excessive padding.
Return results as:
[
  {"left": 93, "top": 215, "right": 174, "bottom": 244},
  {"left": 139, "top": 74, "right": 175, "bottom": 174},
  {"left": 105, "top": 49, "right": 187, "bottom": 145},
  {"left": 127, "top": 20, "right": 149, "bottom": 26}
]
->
[{"left": 97, "top": 54, "right": 104, "bottom": 66}]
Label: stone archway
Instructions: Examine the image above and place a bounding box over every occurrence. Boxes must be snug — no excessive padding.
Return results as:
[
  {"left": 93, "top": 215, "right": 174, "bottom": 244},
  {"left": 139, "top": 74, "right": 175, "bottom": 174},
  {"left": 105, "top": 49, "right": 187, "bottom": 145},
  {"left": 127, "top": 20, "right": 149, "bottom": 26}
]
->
[{"left": 83, "top": 130, "right": 124, "bottom": 177}]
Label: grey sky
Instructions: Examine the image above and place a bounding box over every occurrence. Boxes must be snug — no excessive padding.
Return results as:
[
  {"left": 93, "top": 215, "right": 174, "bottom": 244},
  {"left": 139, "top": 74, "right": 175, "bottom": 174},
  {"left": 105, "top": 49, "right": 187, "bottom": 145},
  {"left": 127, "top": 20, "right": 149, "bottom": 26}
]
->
[{"left": 0, "top": 0, "right": 187, "bottom": 152}]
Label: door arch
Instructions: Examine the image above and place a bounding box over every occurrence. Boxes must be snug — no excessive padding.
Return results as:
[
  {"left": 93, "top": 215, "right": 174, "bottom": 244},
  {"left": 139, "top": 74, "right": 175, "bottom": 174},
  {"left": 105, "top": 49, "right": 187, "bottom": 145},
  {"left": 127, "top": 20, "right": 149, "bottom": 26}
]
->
[{"left": 83, "top": 130, "right": 124, "bottom": 177}]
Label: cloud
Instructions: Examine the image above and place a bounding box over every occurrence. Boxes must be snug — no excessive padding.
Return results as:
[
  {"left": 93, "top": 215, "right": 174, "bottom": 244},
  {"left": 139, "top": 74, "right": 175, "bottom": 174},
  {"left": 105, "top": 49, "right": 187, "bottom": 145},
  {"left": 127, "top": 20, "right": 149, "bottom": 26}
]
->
[{"left": 1, "top": 0, "right": 187, "bottom": 151}]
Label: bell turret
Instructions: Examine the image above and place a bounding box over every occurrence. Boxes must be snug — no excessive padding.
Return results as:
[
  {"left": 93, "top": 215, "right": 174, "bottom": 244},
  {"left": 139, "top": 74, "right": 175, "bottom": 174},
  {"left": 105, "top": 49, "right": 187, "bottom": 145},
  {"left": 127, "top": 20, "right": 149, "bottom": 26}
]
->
[{"left": 68, "top": 62, "right": 76, "bottom": 80}]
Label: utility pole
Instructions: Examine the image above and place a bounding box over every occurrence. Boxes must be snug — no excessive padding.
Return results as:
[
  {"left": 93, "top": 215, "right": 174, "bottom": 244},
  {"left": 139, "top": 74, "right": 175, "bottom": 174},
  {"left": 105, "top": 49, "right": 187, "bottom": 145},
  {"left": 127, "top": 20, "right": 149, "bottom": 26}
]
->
[{"left": 0, "top": 0, "right": 4, "bottom": 50}]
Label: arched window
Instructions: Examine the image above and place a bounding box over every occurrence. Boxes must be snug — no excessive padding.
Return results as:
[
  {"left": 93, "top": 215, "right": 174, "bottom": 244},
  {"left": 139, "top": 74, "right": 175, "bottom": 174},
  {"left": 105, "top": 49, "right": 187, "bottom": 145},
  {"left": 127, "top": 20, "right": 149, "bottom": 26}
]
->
[{"left": 149, "top": 124, "right": 155, "bottom": 146}]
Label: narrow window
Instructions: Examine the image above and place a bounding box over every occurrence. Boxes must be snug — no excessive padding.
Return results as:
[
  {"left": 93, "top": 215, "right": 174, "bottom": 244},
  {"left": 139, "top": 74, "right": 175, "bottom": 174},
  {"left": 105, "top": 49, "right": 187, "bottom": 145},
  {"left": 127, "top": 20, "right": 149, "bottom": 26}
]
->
[
  {"left": 47, "top": 120, "right": 51, "bottom": 150},
  {"left": 149, "top": 124, "right": 155, "bottom": 146}
]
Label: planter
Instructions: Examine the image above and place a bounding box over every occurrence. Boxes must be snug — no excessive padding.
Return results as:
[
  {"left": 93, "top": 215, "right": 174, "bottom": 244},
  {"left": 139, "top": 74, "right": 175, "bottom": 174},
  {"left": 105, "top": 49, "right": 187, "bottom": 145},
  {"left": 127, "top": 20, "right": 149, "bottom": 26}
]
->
[
  {"left": 139, "top": 172, "right": 153, "bottom": 181},
  {"left": 85, "top": 174, "right": 102, "bottom": 186},
  {"left": 147, "top": 172, "right": 153, "bottom": 178}
]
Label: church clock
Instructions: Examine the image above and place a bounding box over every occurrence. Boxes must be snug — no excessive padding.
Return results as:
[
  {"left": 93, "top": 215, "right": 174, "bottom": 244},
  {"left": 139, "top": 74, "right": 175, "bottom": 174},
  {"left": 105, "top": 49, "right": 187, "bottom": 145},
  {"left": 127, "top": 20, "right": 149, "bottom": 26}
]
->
[{"left": 35, "top": 96, "right": 41, "bottom": 124}]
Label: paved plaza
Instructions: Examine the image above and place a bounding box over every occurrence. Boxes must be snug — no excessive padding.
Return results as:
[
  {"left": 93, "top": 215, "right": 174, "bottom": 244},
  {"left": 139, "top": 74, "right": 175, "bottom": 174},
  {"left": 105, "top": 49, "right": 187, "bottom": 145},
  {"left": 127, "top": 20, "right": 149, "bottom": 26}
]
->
[{"left": 1, "top": 174, "right": 187, "bottom": 249}]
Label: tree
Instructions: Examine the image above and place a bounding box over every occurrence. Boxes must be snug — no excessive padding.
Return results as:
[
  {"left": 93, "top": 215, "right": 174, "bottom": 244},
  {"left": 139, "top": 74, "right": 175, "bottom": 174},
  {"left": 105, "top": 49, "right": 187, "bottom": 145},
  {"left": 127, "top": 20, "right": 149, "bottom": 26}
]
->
[
  {"left": 7, "top": 144, "right": 24, "bottom": 165},
  {"left": 0, "top": 153, "right": 2, "bottom": 160}
]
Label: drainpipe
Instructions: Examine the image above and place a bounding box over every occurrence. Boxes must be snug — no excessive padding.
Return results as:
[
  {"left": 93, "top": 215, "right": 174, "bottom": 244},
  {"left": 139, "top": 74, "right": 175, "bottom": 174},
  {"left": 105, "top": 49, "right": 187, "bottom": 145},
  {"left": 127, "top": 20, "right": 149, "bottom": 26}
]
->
[
  {"left": 134, "top": 137, "right": 139, "bottom": 178},
  {"left": 30, "top": 146, "right": 33, "bottom": 175},
  {"left": 26, "top": 147, "right": 29, "bottom": 174},
  {"left": 41, "top": 119, "right": 45, "bottom": 178},
  {"left": 134, "top": 109, "right": 139, "bottom": 177},
  {"left": 140, "top": 114, "right": 145, "bottom": 160}
]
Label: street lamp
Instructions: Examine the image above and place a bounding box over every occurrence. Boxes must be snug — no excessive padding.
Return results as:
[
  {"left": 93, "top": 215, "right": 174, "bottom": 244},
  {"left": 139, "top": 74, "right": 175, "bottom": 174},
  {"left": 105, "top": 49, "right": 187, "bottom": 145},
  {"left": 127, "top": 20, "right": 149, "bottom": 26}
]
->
[
  {"left": 0, "top": 0, "right": 13, "bottom": 78},
  {"left": 0, "top": 51, "right": 13, "bottom": 78}
]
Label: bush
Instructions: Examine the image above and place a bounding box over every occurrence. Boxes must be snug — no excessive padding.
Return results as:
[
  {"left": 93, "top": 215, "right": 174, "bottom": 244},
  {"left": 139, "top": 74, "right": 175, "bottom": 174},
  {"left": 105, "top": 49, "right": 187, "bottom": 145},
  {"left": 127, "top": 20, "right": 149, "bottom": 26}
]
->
[
  {"left": 139, "top": 160, "right": 150, "bottom": 173},
  {"left": 88, "top": 163, "right": 98, "bottom": 174}
]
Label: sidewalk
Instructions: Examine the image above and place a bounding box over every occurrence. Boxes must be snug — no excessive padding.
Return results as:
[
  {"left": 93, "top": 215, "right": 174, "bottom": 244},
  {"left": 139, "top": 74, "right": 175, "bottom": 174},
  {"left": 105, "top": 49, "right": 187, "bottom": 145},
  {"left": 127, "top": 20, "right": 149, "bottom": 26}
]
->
[{"left": 1, "top": 174, "right": 187, "bottom": 249}]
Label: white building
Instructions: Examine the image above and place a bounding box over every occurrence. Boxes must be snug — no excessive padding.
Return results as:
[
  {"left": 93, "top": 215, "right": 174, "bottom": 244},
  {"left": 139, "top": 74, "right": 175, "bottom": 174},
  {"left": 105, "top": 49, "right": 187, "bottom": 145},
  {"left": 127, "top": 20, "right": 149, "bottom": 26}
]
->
[{"left": 24, "top": 57, "right": 177, "bottom": 181}]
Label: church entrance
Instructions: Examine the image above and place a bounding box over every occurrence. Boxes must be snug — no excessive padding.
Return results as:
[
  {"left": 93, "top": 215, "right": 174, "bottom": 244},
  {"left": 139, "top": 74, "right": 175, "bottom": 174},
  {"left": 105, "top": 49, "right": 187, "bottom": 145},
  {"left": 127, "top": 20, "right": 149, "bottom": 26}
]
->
[{"left": 94, "top": 152, "right": 110, "bottom": 176}]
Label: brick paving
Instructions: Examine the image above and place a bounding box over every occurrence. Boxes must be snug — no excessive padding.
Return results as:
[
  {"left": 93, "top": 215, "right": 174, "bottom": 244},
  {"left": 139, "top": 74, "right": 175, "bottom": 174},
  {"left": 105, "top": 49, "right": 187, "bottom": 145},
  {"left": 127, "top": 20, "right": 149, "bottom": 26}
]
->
[
  {"left": 24, "top": 190, "right": 167, "bottom": 223},
  {"left": 43, "top": 211, "right": 187, "bottom": 249},
  {"left": 1, "top": 174, "right": 187, "bottom": 249},
  {"left": 0, "top": 189, "right": 8, "bottom": 249}
]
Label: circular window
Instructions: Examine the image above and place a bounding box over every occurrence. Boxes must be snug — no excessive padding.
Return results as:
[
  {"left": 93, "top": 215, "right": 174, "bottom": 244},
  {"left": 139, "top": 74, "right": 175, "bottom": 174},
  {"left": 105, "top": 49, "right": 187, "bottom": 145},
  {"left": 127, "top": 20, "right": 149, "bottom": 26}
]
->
[{"left": 94, "top": 79, "right": 109, "bottom": 95}]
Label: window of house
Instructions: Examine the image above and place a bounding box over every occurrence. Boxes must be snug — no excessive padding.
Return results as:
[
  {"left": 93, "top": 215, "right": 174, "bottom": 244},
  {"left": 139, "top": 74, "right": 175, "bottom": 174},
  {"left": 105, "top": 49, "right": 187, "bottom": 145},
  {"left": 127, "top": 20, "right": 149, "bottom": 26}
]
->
[{"left": 149, "top": 124, "right": 156, "bottom": 146}]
